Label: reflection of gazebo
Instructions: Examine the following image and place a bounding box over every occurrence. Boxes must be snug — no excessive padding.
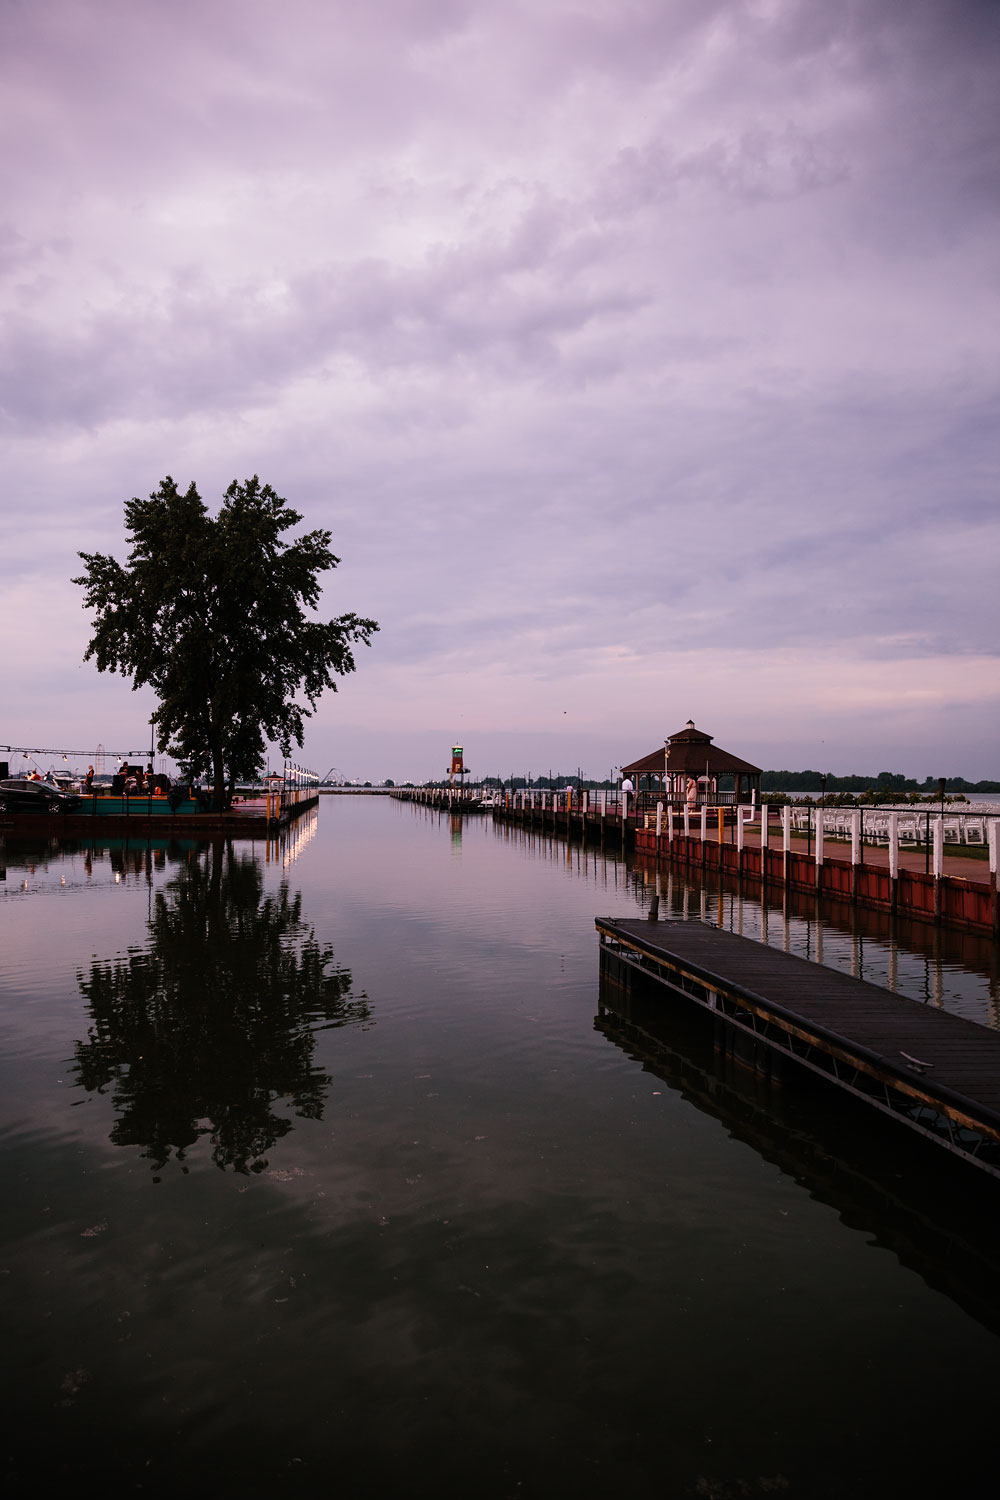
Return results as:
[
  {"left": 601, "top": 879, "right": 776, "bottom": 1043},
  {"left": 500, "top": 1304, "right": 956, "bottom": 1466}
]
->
[{"left": 622, "top": 721, "right": 762, "bottom": 805}]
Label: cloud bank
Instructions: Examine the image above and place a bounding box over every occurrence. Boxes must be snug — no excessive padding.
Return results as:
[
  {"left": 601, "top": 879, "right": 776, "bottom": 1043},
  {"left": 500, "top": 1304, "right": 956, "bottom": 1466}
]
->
[{"left": 2, "top": 0, "right": 998, "bottom": 779}]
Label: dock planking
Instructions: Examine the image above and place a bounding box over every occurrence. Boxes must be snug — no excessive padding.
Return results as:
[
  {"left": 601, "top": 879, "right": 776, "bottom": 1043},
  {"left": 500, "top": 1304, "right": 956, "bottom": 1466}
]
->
[{"left": 596, "top": 916, "right": 1000, "bottom": 1175}]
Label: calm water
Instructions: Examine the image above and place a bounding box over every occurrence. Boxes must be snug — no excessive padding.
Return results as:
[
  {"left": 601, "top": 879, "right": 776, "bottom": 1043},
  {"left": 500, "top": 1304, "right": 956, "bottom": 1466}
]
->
[{"left": 2, "top": 798, "right": 999, "bottom": 1499}]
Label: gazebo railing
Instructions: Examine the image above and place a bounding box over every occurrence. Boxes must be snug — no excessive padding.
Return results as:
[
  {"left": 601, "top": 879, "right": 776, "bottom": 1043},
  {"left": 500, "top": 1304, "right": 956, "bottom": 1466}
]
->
[{"left": 633, "top": 789, "right": 739, "bottom": 812}]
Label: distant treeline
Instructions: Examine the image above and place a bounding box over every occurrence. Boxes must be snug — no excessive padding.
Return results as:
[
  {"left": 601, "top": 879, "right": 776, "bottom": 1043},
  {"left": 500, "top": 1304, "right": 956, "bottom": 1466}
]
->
[
  {"left": 413, "top": 770, "right": 1000, "bottom": 793},
  {"left": 761, "top": 770, "right": 1000, "bottom": 793}
]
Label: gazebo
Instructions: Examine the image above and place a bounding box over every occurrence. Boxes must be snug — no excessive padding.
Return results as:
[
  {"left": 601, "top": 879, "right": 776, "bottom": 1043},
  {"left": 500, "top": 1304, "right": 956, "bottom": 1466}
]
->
[{"left": 622, "top": 721, "right": 762, "bottom": 806}]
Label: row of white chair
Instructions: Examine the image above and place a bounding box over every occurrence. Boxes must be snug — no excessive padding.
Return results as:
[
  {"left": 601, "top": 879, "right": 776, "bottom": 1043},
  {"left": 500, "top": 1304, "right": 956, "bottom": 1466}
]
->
[{"left": 789, "top": 809, "right": 990, "bottom": 846}]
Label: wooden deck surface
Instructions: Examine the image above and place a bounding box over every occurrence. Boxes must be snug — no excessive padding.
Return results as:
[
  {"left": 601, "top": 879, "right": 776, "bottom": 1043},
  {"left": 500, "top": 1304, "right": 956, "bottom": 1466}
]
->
[
  {"left": 597, "top": 917, "right": 1000, "bottom": 1129},
  {"left": 736, "top": 826, "right": 991, "bottom": 882}
]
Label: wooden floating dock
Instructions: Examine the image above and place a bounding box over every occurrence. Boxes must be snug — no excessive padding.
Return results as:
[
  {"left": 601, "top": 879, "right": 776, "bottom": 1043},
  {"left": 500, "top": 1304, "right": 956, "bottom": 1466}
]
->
[{"left": 596, "top": 916, "right": 1000, "bottom": 1179}]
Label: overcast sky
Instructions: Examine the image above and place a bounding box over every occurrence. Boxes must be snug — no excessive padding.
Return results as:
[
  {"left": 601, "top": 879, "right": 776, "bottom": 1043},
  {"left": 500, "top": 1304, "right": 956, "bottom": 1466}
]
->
[{"left": 2, "top": 0, "right": 998, "bottom": 783}]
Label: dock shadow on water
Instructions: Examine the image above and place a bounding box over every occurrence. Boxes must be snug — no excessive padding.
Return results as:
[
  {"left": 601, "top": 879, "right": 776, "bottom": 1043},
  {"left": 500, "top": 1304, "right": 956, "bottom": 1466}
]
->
[
  {"left": 597, "top": 948, "right": 1000, "bottom": 1341},
  {"left": 72, "top": 839, "right": 371, "bottom": 1175}
]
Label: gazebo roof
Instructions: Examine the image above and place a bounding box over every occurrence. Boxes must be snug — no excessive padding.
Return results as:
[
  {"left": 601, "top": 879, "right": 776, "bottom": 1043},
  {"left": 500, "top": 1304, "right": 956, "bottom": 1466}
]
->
[{"left": 622, "top": 721, "right": 762, "bottom": 778}]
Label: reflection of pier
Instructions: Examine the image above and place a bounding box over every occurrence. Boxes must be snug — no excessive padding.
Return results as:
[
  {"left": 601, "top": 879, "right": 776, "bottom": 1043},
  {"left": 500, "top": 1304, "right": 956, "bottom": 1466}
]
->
[
  {"left": 469, "top": 792, "right": 998, "bottom": 937},
  {"left": 597, "top": 917, "right": 1000, "bottom": 1178},
  {"left": 596, "top": 952, "right": 1000, "bottom": 1336},
  {"left": 630, "top": 858, "right": 1000, "bottom": 1026}
]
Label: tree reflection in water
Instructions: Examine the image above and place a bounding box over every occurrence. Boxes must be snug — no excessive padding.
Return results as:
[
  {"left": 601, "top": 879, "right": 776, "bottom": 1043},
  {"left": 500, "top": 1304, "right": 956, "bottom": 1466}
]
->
[{"left": 73, "top": 840, "right": 370, "bottom": 1174}]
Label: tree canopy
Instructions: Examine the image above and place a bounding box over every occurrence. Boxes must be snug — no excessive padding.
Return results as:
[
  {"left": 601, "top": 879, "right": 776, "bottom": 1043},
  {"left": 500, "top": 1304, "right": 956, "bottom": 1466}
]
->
[{"left": 74, "top": 475, "right": 378, "bottom": 805}]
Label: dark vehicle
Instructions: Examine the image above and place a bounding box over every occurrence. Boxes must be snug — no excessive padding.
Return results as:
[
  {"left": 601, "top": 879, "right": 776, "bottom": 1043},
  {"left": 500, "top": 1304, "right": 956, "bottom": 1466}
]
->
[{"left": 0, "top": 778, "right": 82, "bottom": 814}]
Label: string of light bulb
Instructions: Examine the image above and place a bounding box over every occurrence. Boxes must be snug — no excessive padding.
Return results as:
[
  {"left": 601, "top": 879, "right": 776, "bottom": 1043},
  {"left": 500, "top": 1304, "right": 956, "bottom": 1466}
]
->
[{"left": 1, "top": 743, "right": 155, "bottom": 760}]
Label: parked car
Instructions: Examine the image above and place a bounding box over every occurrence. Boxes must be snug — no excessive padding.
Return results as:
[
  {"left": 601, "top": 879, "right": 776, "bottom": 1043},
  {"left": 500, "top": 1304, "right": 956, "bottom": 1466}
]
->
[{"left": 0, "top": 778, "right": 82, "bottom": 814}]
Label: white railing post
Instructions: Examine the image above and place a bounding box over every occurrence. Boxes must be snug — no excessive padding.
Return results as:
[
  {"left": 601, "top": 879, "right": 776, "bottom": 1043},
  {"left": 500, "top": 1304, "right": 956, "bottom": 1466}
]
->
[
  {"left": 655, "top": 803, "right": 663, "bottom": 838},
  {"left": 815, "top": 808, "right": 824, "bottom": 868},
  {"left": 736, "top": 807, "right": 745, "bottom": 852},
  {"left": 667, "top": 805, "right": 674, "bottom": 843},
  {"left": 700, "top": 803, "right": 708, "bottom": 842},
  {"left": 683, "top": 804, "right": 690, "bottom": 837},
  {"left": 989, "top": 818, "right": 998, "bottom": 877},
  {"left": 933, "top": 817, "right": 944, "bottom": 879},
  {"left": 852, "top": 809, "right": 862, "bottom": 868},
  {"left": 760, "top": 804, "right": 768, "bottom": 852},
  {"left": 888, "top": 812, "right": 899, "bottom": 882}
]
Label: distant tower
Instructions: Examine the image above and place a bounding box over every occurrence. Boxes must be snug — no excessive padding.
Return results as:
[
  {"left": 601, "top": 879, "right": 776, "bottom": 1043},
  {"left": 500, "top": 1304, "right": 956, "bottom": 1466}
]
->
[
  {"left": 95, "top": 742, "right": 106, "bottom": 773},
  {"left": 449, "top": 745, "right": 468, "bottom": 786}
]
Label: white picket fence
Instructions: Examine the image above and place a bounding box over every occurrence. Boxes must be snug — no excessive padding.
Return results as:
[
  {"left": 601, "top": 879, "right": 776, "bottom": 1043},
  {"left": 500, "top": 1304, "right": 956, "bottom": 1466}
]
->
[{"left": 789, "top": 807, "right": 992, "bottom": 847}]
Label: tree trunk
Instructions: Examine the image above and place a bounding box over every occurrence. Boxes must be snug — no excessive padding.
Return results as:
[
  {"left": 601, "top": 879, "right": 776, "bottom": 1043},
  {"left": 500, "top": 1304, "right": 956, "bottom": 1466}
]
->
[{"left": 211, "top": 739, "right": 227, "bottom": 813}]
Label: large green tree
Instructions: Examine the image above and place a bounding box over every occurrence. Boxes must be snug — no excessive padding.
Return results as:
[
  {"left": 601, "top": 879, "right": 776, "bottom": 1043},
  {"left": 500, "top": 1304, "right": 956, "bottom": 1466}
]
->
[{"left": 74, "top": 475, "right": 378, "bottom": 807}]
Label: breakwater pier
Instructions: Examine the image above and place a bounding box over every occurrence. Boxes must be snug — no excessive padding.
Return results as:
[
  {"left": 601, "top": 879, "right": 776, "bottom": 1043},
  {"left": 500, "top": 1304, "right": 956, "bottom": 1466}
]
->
[{"left": 393, "top": 788, "right": 998, "bottom": 936}]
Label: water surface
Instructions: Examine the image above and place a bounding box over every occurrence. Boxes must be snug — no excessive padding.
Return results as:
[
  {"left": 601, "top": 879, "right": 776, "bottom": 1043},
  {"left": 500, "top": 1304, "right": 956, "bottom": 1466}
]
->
[{"left": 1, "top": 799, "right": 998, "bottom": 1498}]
